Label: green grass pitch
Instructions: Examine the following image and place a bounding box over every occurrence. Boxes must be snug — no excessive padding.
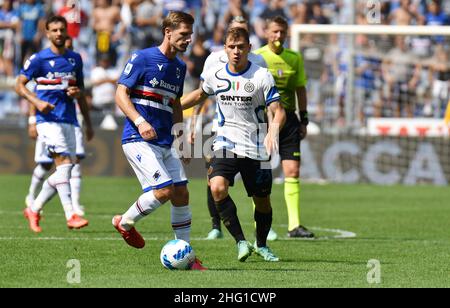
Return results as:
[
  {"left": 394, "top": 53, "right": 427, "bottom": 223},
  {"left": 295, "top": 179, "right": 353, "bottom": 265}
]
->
[{"left": 0, "top": 175, "right": 449, "bottom": 288}]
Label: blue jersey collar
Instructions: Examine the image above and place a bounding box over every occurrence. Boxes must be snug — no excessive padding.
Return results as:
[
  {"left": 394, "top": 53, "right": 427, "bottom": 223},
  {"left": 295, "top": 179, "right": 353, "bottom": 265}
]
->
[{"left": 226, "top": 61, "right": 252, "bottom": 76}]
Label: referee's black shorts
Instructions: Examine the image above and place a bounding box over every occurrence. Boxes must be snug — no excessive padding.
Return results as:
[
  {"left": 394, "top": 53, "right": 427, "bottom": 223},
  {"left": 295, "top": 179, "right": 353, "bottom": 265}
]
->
[
  {"left": 279, "top": 111, "right": 301, "bottom": 162},
  {"left": 208, "top": 150, "right": 272, "bottom": 198}
]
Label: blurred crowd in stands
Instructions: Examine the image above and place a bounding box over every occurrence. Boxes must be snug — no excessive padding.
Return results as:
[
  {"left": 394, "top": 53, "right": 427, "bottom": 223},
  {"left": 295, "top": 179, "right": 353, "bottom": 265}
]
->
[{"left": 0, "top": 0, "right": 449, "bottom": 128}]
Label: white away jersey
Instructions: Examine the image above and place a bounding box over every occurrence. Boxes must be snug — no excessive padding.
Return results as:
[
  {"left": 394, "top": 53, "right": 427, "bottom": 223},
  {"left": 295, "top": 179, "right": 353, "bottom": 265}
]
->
[{"left": 202, "top": 61, "right": 280, "bottom": 161}]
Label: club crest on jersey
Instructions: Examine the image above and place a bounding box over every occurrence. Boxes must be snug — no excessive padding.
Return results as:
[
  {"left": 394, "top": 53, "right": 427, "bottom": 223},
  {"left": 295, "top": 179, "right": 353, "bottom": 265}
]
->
[
  {"left": 150, "top": 78, "right": 159, "bottom": 87},
  {"left": 162, "top": 96, "right": 170, "bottom": 106},
  {"left": 153, "top": 170, "right": 161, "bottom": 181},
  {"left": 49, "top": 60, "right": 55, "bottom": 67},
  {"left": 68, "top": 58, "right": 76, "bottom": 66},
  {"left": 244, "top": 82, "right": 255, "bottom": 93},
  {"left": 232, "top": 81, "right": 240, "bottom": 91}
]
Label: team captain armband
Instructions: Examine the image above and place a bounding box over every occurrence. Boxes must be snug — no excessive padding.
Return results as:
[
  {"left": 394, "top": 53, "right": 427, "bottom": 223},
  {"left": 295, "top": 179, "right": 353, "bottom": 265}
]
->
[{"left": 300, "top": 111, "right": 309, "bottom": 126}]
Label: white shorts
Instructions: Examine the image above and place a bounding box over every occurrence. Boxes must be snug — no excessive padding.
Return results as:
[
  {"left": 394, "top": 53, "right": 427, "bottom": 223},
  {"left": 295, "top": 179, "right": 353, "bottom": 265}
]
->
[
  {"left": 122, "top": 142, "right": 188, "bottom": 192},
  {"left": 34, "top": 126, "right": 85, "bottom": 163},
  {"left": 36, "top": 122, "right": 76, "bottom": 159}
]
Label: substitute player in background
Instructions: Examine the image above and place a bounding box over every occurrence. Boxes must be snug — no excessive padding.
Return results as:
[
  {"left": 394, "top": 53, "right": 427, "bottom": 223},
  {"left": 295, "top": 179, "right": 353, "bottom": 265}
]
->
[
  {"left": 182, "top": 16, "right": 278, "bottom": 241},
  {"left": 254, "top": 16, "right": 314, "bottom": 238},
  {"left": 16, "top": 16, "right": 94, "bottom": 233},
  {"left": 25, "top": 37, "right": 88, "bottom": 217},
  {"left": 183, "top": 27, "right": 286, "bottom": 262},
  {"left": 113, "top": 11, "right": 205, "bottom": 270}
]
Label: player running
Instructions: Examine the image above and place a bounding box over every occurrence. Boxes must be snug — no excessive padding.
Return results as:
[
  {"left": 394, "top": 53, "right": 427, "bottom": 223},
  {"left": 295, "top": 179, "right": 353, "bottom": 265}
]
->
[
  {"left": 16, "top": 15, "right": 94, "bottom": 233},
  {"left": 254, "top": 16, "right": 314, "bottom": 238},
  {"left": 25, "top": 37, "right": 88, "bottom": 218},
  {"left": 112, "top": 11, "right": 205, "bottom": 270},
  {"left": 182, "top": 16, "right": 278, "bottom": 242},
  {"left": 183, "top": 27, "right": 286, "bottom": 262}
]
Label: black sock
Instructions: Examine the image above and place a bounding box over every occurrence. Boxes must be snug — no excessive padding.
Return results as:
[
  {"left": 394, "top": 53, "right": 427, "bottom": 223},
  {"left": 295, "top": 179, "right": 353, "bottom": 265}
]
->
[
  {"left": 255, "top": 210, "right": 272, "bottom": 248},
  {"left": 215, "top": 195, "right": 245, "bottom": 243},
  {"left": 207, "top": 186, "right": 221, "bottom": 231}
]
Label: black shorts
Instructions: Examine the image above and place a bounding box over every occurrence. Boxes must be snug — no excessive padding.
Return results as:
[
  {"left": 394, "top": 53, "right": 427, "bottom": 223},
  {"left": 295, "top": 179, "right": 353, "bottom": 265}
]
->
[
  {"left": 279, "top": 111, "right": 301, "bottom": 161},
  {"left": 208, "top": 150, "right": 272, "bottom": 198}
]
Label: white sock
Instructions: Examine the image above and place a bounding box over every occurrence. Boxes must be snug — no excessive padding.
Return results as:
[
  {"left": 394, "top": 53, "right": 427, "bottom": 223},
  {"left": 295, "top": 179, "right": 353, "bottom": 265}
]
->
[
  {"left": 70, "top": 164, "right": 82, "bottom": 211},
  {"left": 49, "top": 164, "right": 74, "bottom": 220},
  {"left": 121, "top": 191, "right": 162, "bottom": 231},
  {"left": 32, "top": 179, "right": 57, "bottom": 214},
  {"left": 171, "top": 205, "right": 192, "bottom": 243},
  {"left": 28, "top": 164, "right": 49, "bottom": 199}
]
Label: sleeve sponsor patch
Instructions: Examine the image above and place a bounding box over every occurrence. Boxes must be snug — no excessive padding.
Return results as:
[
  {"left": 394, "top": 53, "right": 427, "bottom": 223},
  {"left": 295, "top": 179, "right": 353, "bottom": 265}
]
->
[{"left": 124, "top": 63, "right": 133, "bottom": 75}]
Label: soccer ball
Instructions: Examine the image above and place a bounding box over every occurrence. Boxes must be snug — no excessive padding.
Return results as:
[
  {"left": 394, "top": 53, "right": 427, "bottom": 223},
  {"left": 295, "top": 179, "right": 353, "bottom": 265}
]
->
[{"left": 160, "top": 239, "right": 196, "bottom": 270}]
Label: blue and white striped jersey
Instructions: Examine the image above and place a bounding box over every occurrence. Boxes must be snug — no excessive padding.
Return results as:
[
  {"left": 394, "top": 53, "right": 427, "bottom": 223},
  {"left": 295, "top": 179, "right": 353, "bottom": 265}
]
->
[{"left": 118, "top": 47, "right": 186, "bottom": 148}]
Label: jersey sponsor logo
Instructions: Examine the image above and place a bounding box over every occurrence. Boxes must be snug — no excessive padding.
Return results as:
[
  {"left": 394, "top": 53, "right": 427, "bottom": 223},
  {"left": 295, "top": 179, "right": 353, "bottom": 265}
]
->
[
  {"left": 157, "top": 64, "right": 164, "bottom": 71},
  {"left": 244, "top": 82, "right": 255, "bottom": 93},
  {"left": 160, "top": 80, "right": 180, "bottom": 93},
  {"left": 149, "top": 77, "right": 159, "bottom": 87},
  {"left": 49, "top": 60, "right": 56, "bottom": 67},
  {"left": 124, "top": 63, "right": 133, "bottom": 75},
  {"left": 219, "top": 95, "right": 252, "bottom": 102}
]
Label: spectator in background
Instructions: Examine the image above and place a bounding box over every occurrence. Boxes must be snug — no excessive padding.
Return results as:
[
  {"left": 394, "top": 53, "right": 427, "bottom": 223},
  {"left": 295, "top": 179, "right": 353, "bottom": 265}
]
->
[
  {"left": 310, "top": 2, "right": 331, "bottom": 24},
  {"left": 255, "top": 0, "right": 288, "bottom": 44},
  {"left": 186, "top": 34, "right": 210, "bottom": 88},
  {"left": 429, "top": 45, "right": 450, "bottom": 118},
  {"left": 17, "top": 0, "right": 46, "bottom": 66},
  {"left": 130, "top": 0, "right": 163, "bottom": 50},
  {"left": 93, "top": 0, "right": 123, "bottom": 66},
  {"left": 389, "top": 0, "right": 424, "bottom": 25},
  {"left": 0, "top": 0, "right": 19, "bottom": 77},
  {"left": 383, "top": 36, "right": 422, "bottom": 117},
  {"left": 58, "top": 0, "right": 89, "bottom": 45},
  {"left": 91, "top": 53, "right": 120, "bottom": 115}
]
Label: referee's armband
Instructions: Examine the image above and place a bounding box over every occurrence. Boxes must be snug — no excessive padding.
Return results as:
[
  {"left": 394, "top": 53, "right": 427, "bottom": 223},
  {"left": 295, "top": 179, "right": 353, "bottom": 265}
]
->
[{"left": 300, "top": 111, "right": 309, "bottom": 126}]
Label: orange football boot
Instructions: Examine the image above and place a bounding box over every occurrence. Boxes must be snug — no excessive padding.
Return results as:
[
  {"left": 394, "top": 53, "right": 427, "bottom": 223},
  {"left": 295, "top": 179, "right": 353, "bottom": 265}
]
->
[
  {"left": 190, "top": 258, "right": 208, "bottom": 271},
  {"left": 67, "top": 214, "right": 89, "bottom": 229},
  {"left": 112, "top": 215, "right": 145, "bottom": 249},
  {"left": 24, "top": 207, "right": 42, "bottom": 233}
]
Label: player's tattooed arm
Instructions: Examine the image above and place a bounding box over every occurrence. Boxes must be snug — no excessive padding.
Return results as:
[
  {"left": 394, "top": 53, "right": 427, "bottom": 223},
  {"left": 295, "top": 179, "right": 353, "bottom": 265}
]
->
[
  {"left": 116, "top": 84, "right": 157, "bottom": 140},
  {"left": 15, "top": 75, "right": 55, "bottom": 114}
]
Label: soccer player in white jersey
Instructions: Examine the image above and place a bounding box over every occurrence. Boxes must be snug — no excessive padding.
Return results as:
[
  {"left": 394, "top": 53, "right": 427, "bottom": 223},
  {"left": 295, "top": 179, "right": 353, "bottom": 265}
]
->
[
  {"left": 183, "top": 16, "right": 279, "bottom": 242},
  {"left": 183, "top": 27, "right": 286, "bottom": 262},
  {"left": 25, "top": 37, "right": 88, "bottom": 218},
  {"left": 113, "top": 11, "right": 205, "bottom": 270},
  {"left": 16, "top": 16, "right": 94, "bottom": 233}
]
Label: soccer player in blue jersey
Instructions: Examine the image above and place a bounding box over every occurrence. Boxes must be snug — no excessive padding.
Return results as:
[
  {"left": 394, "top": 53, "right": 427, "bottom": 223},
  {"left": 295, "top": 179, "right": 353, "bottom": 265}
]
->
[
  {"left": 113, "top": 11, "right": 206, "bottom": 270},
  {"left": 16, "top": 15, "right": 94, "bottom": 233}
]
